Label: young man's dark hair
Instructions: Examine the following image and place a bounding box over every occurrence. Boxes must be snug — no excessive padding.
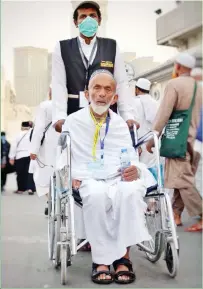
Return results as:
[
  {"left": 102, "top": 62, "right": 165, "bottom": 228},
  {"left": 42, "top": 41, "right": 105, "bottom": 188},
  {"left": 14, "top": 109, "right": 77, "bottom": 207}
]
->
[{"left": 73, "top": 2, "right": 101, "bottom": 21}]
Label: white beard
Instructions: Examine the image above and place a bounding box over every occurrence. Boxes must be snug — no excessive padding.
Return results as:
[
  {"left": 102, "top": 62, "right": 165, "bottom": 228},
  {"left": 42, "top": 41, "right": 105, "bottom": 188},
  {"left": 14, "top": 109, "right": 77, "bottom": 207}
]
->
[
  {"left": 90, "top": 102, "right": 110, "bottom": 115},
  {"left": 90, "top": 95, "right": 114, "bottom": 115}
]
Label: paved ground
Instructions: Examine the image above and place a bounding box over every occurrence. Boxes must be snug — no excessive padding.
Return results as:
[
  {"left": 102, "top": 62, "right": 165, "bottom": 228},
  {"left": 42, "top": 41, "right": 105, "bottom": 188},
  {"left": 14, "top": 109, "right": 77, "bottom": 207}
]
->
[{"left": 1, "top": 173, "right": 202, "bottom": 288}]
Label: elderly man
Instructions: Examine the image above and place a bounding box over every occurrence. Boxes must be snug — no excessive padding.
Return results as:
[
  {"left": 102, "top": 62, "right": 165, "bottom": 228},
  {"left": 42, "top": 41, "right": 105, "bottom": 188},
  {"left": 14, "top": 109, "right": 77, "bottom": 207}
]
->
[
  {"left": 62, "top": 69, "right": 155, "bottom": 284},
  {"left": 52, "top": 1, "right": 136, "bottom": 133},
  {"left": 147, "top": 53, "right": 202, "bottom": 232}
]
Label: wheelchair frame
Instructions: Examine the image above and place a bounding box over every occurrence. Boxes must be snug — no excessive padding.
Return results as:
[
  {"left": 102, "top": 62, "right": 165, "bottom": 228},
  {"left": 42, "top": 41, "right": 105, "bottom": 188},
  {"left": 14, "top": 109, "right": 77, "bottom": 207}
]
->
[{"left": 48, "top": 130, "right": 179, "bottom": 285}]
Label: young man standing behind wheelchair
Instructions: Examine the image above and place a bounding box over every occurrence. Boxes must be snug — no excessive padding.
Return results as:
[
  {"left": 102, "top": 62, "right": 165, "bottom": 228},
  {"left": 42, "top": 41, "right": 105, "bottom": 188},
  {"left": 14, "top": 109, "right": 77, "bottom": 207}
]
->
[{"left": 62, "top": 70, "right": 156, "bottom": 284}]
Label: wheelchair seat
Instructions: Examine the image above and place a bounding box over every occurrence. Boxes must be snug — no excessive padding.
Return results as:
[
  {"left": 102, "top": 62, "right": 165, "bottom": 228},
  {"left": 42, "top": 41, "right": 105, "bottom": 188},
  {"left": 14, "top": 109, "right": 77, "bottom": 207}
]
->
[{"left": 72, "top": 184, "right": 159, "bottom": 206}]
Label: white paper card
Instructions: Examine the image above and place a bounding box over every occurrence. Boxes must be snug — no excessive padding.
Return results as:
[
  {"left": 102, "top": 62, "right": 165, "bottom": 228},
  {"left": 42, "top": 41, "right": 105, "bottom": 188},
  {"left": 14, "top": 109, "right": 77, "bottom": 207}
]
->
[{"left": 79, "top": 91, "right": 88, "bottom": 108}]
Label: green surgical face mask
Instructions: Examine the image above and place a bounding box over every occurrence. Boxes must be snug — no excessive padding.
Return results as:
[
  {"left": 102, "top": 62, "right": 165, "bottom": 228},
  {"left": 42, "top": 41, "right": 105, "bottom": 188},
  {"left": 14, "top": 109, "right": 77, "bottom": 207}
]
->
[{"left": 78, "top": 16, "right": 98, "bottom": 37}]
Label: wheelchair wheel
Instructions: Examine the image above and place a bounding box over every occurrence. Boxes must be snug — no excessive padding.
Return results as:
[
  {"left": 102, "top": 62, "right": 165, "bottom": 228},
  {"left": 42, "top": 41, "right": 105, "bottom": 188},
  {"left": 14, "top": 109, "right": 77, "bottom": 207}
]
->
[
  {"left": 53, "top": 195, "right": 61, "bottom": 268},
  {"left": 48, "top": 181, "right": 54, "bottom": 260},
  {"left": 165, "top": 241, "right": 179, "bottom": 278},
  {"left": 48, "top": 201, "right": 54, "bottom": 260},
  {"left": 61, "top": 244, "right": 70, "bottom": 285},
  {"left": 143, "top": 231, "right": 164, "bottom": 263},
  {"left": 54, "top": 213, "right": 61, "bottom": 268},
  {"left": 144, "top": 197, "right": 164, "bottom": 262}
]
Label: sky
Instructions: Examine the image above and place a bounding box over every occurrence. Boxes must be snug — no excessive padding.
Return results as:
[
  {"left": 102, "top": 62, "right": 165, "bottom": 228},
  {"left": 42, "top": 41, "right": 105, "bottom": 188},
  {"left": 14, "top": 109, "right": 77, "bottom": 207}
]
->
[{"left": 1, "top": 0, "right": 178, "bottom": 84}]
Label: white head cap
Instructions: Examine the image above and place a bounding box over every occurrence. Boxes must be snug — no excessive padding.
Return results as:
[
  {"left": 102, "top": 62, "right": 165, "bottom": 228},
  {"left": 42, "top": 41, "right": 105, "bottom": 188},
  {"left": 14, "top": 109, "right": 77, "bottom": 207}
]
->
[
  {"left": 49, "top": 83, "right": 52, "bottom": 89},
  {"left": 190, "top": 67, "right": 203, "bottom": 77},
  {"left": 175, "top": 52, "right": 196, "bottom": 69},
  {"left": 136, "top": 78, "right": 151, "bottom": 91}
]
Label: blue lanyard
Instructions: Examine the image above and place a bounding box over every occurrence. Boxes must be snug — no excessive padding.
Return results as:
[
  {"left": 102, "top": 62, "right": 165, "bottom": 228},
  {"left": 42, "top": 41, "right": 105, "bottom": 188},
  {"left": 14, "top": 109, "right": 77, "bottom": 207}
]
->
[{"left": 99, "top": 114, "right": 110, "bottom": 163}]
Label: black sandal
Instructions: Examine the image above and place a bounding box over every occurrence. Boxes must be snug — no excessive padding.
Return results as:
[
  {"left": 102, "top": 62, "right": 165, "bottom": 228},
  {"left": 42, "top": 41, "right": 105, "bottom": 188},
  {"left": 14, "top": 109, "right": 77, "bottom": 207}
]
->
[
  {"left": 113, "top": 257, "right": 136, "bottom": 284},
  {"left": 91, "top": 263, "right": 114, "bottom": 284}
]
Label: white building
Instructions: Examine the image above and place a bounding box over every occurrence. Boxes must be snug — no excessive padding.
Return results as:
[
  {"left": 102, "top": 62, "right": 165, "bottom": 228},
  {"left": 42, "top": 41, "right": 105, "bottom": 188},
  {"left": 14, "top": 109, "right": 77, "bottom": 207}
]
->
[
  {"left": 1, "top": 67, "right": 6, "bottom": 130},
  {"left": 48, "top": 53, "right": 52, "bottom": 86},
  {"left": 2, "top": 79, "right": 32, "bottom": 141},
  {"left": 14, "top": 46, "right": 48, "bottom": 107},
  {"left": 134, "top": 1, "right": 202, "bottom": 102},
  {"left": 70, "top": 0, "right": 108, "bottom": 37}
]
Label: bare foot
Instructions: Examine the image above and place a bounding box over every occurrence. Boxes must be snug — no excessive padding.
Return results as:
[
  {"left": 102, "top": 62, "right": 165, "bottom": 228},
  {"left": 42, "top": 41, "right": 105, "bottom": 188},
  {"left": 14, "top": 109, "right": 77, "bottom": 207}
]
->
[
  {"left": 185, "top": 220, "right": 202, "bottom": 232},
  {"left": 96, "top": 265, "right": 112, "bottom": 281},
  {"left": 116, "top": 264, "right": 130, "bottom": 281}
]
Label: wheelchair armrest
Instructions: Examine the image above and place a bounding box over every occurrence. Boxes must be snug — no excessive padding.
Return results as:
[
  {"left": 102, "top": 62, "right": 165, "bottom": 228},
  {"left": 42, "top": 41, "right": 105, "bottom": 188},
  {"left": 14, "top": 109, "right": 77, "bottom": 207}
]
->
[
  {"left": 146, "top": 184, "right": 158, "bottom": 195},
  {"left": 72, "top": 188, "right": 83, "bottom": 206}
]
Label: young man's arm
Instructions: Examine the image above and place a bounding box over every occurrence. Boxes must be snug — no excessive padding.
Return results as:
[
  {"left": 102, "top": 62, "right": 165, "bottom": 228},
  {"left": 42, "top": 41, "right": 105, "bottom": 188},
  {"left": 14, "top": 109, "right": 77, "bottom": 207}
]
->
[
  {"left": 114, "top": 44, "right": 138, "bottom": 128},
  {"left": 52, "top": 41, "right": 68, "bottom": 132}
]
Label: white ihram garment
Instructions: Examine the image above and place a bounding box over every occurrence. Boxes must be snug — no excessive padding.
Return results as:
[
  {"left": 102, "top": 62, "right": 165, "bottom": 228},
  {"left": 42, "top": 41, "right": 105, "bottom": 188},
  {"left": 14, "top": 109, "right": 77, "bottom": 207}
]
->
[
  {"left": 132, "top": 94, "right": 159, "bottom": 168},
  {"left": 30, "top": 100, "right": 60, "bottom": 197},
  {"left": 62, "top": 107, "right": 156, "bottom": 265}
]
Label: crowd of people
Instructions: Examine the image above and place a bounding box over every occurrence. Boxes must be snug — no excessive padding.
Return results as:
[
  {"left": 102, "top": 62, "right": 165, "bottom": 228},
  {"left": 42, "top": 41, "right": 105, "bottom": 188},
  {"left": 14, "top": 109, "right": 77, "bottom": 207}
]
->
[{"left": 1, "top": 0, "right": 202, "bottom": 284}]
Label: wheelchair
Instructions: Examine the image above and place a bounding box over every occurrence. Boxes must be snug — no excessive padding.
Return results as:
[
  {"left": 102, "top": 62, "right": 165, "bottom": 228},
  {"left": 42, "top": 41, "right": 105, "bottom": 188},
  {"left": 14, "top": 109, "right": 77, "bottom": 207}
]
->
[{"left": 48, "top": 129, "right": 179, "bottom": 285}]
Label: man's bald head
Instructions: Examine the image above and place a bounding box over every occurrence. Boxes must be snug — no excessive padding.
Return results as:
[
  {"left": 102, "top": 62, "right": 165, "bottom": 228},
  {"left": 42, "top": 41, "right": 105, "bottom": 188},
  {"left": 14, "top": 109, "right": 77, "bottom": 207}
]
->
[{"left": 85, "top": 70, "right": 118, "bottom": 115}]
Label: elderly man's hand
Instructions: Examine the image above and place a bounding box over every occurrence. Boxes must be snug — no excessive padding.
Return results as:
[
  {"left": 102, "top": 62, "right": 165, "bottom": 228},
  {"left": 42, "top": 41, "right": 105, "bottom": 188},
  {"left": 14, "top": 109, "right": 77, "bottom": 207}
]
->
[
  {"left": 146, "top": 139, "right": 155, "bottom": 154},
  {"left": 55, "top": 119, "right": 65, "bottom": 133},
  {"left": 126, "top": 119, "right": 140, "bottom": 130},
  {"left": 122, "top": 165, "right": 140, "bottom": 182},
  {"left": 72, "top": 179, "right": 81, "bottom": 190}
]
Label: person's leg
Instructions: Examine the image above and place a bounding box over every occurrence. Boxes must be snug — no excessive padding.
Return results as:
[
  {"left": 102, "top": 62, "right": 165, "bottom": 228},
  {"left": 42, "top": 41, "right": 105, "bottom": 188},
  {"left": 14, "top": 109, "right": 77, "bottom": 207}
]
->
[
  {"left": 15, "top": 158, "right": 25, "bottom": 192},
  {"left": 79, "top": 179, "right": 113, "bottom": 283},
  {"left": 112, "top": 180, "right": 150, "bottom": 283},
  {"left": 27, "top": 173, "right": 36, "bottom": 195},
  {"left": 23, "top": 157, "right": 35, "bottom": 194},
  {"left": 172, "top": 189, "right": 184, "bottom": 225},
  {"left": 1, "top": 169, "right": 7, "bottom": 190},
  {"left": 179, "top": 187, "right": 203, "bottom": 231}
]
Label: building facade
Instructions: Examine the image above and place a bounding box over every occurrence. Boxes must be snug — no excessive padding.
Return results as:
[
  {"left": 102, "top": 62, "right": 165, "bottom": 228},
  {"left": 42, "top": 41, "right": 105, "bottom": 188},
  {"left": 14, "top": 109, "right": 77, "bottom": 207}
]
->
[
  {"left": 134, "top": 1, "right": 202, "bottom": 102},
  {"left": 48, "top": 53, "right": 52, "bottom": 86},
  {"left": 14, "top": 46, "right": 48, "bottom": 107}
]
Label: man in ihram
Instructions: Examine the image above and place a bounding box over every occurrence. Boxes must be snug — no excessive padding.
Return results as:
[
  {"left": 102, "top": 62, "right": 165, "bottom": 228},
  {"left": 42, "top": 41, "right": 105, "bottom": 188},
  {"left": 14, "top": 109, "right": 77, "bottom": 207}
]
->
[{"left": 62, "top": 70, "right": 156, "bottom": 284}]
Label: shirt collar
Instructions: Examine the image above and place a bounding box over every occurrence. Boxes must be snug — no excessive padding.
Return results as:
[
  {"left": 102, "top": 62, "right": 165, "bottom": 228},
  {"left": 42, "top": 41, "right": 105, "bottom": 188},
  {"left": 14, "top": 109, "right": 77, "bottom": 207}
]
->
[{"left": 78, "top": 35, "right": 97, "bottom": 46}]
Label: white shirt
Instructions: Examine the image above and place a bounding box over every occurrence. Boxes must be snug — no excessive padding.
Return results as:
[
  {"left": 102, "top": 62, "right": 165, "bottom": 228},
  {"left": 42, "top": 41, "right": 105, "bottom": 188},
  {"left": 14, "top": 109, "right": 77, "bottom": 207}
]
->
[
  {"left": 132, "top": 94, "right": 159, "bottom": 167},
  {"left": 132, "top": 94, "right": 159, "bottom": 138},
  {"left": 9, "top": 129, "right": 31, "bottom": 160},
  {"left": 52, "top": 35, "right": 134, "bottom": 124}
]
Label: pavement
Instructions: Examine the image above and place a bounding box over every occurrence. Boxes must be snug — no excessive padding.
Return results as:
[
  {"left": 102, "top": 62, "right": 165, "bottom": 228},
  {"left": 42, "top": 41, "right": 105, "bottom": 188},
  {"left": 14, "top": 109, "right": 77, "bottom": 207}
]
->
[{"left": 1, "top": 173, "right": 202, "bottom": 288}]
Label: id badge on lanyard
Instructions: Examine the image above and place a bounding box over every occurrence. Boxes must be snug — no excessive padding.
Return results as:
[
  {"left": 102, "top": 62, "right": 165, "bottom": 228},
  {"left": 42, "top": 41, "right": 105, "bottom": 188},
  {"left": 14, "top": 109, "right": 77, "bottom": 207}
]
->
[
  {"left": 87, "top": 114, "right": 110, "bottom": 174},
  {"left": 77, "top": 37, "right": 97, "bottom": 108}
]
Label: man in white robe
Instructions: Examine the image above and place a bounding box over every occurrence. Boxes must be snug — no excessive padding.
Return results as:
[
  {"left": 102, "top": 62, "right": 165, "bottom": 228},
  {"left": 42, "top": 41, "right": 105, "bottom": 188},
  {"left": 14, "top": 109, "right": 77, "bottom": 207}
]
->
[
  {"left": 30, "top": 86, "right": 60, "bottom": 214},
  {"left": 9, "top": 122, "right": 35, "bottom": 194},
  {"left": 62, "top": 70, "right": 155, "bottom": 284},
  {"left": 132, "top": 78, "right": 159, "bottom": 168}
]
